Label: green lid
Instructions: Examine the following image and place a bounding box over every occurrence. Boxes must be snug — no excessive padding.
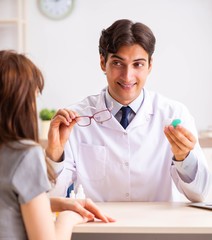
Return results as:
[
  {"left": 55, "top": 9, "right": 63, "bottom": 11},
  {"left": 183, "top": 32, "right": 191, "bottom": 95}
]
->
[{"left": 171, "top": 119, "right": 182, "bottom": 128}]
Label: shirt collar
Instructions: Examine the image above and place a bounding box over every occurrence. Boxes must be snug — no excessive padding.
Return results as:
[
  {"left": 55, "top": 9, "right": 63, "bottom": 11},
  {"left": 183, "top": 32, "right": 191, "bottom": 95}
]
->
[{"left": 105, "top": 88, "right": 145, "bottom": 116}]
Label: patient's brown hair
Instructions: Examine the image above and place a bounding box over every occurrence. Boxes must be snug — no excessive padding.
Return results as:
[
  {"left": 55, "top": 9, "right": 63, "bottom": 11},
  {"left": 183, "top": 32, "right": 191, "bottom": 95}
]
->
[
  {"left": 0, "top": 50, "right": 55, "bottom": 182},
  {"left": 0, "top": 50, "right": 43, "bottom": 142}
]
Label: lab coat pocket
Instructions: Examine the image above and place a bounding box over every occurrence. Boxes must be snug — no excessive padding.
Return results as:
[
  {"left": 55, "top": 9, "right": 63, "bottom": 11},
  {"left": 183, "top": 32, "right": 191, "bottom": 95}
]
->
[{"left": 77, "top": 143, "right": 106, "bottom": 181}]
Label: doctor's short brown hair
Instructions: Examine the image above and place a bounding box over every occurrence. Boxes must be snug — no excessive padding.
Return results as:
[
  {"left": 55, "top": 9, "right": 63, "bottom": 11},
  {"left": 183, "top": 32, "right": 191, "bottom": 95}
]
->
[{"left": 99, "top": 19, "right": 156, "bottom": 64}]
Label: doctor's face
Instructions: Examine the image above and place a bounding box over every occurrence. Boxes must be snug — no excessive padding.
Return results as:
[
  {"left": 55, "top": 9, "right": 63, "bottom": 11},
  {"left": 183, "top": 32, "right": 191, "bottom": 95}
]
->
[{"left": 100, "top": 44, "right": 152, "bottom": 105}]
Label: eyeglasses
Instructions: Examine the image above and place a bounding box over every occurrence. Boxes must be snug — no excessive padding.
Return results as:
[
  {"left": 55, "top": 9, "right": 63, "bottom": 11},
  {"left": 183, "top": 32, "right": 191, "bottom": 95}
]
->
[{"left": 75, "top": 106, "right": 112, "bottom": 127}]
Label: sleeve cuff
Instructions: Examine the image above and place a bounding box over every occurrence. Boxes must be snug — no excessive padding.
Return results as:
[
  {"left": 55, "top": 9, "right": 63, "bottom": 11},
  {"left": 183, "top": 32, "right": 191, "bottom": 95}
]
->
[
  {"left": 172, "top": 151, "right": 198, "bottom": 182},
  {"left": 46, "top": 152, "right": 65, "bottom": 175},
  {"left": 172, "top": 151, "right": 197, "bottom": 167}
]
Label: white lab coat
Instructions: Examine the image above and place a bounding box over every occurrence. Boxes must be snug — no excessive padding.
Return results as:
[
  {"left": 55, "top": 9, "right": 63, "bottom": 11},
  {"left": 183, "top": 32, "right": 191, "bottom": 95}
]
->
[{"left": 50, "top": 88, "right": 211, "bottom": 202}]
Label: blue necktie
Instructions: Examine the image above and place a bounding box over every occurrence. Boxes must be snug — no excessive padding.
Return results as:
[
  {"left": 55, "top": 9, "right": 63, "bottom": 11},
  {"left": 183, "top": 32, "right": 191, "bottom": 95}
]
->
[{"left": 120, "top": 106, "right": 131, "bottom": 129}]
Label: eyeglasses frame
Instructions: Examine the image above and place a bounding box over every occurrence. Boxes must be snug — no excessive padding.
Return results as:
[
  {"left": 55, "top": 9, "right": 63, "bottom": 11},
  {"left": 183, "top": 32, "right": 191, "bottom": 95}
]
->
[{"left": 75, "top": 108, "right": 112, "bottom": 127}]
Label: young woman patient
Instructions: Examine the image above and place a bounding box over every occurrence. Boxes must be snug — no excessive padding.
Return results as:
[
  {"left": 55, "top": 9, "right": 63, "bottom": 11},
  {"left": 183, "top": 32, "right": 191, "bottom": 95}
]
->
[{"left": 0, "top": 50, "right": 114, "bottom": 240}]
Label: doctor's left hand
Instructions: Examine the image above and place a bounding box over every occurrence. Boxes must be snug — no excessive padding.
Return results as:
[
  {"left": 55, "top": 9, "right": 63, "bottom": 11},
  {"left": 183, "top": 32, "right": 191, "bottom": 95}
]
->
[
  {"left": 46, "top": 108, "right": 78, "bottom": 162},
  {"left": 164, "top": 125, "right": 196, "bottom": 161}
]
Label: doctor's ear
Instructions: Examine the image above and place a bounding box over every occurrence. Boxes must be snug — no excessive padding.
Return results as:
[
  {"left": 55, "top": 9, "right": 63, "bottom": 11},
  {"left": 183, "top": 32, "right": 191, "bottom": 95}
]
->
[
  {"left": 148, "top": 57, "right": 153, "bottom": 73},
  {"left": 149, "top": 57, "right": 153, "bottom": 68},
  {"left": 100, "top": 54, "right": 106, "bottom": 72}
]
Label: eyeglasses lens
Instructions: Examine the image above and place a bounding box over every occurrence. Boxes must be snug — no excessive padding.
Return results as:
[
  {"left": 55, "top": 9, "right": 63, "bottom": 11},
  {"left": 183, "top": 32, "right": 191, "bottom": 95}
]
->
[
  {"left": 77, "top": 117, "right": 90, "bottom": 126},
  {"left": 94, "top": 110, "right": 111, "bottom": 122}
]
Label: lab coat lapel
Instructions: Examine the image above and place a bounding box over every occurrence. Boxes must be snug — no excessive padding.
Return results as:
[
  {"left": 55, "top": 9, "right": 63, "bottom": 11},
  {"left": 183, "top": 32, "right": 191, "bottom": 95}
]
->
[
  {"left": 128, "top": 91, "right": 154, "bottom": 129},
  {"left": 95, "top": 90, "right": 124, "bottom": 130},
  {"left": 97, "top": 88, "right": 154, "bottom": 131}
]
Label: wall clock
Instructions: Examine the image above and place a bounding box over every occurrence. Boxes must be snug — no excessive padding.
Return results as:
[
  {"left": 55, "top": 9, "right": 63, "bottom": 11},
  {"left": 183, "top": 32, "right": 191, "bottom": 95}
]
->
[{"left": 38, "top": 0, "right": 75, "bottom": 20}]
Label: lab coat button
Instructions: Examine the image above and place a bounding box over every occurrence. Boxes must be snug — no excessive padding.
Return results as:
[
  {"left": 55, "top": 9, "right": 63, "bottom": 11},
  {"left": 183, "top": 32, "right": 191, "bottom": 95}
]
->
[
  {"left": 146, "top": 116, "right": 150, "bottom": 121},
  {"left": 125, "top": 193, "right": 129, "bottom": 197},
  {"left": 124, "top": 132, "right": 127, "bottom": 135},
  {"left": 125, "top": 162, "right": 129, "bottom": 167}
]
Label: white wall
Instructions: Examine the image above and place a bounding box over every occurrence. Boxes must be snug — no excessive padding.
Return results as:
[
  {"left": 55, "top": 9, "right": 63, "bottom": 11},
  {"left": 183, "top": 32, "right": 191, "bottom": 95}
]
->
[{"left": 11, "top": 0, "right": 212, "bottom": 131}]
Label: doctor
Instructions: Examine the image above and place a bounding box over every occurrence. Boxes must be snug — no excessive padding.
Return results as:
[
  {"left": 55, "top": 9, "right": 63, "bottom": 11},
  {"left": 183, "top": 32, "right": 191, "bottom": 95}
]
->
[{"left": 46, "top": 19, "right": 211, "bottom": 202}]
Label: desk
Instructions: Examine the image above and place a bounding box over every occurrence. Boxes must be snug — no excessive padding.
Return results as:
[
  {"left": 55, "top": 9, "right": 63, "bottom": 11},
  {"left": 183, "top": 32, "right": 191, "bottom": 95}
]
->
[
  {"left": 72, "top": 202, "right": 212, "bottom": 240},
  {"left": 199, "top": 137, "right": 212, "bottom": 148}
]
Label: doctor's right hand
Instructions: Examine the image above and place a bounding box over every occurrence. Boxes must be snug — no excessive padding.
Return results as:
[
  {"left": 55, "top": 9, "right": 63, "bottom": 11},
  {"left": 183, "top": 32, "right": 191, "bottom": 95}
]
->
[{"left": 46, "top": 108, "right": 78, "bottom": 162}]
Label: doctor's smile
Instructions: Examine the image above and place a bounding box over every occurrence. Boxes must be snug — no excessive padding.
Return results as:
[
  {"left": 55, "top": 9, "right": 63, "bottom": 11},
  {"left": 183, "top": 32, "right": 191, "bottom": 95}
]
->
[{"left": 118, "top": 82, "right": 137, "bottom": 90}]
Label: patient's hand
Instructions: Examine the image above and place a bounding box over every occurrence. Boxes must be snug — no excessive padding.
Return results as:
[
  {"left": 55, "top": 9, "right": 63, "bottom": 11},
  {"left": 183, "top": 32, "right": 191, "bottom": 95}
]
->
[{"left": 50, "top": 197, "right": 116, "bottom": 223}]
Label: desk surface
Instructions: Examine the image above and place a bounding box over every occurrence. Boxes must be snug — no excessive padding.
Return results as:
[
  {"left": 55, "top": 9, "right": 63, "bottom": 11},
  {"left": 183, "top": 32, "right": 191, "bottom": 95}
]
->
[{"left": 73, "top": 202, "right": 212, "bottom": 234}]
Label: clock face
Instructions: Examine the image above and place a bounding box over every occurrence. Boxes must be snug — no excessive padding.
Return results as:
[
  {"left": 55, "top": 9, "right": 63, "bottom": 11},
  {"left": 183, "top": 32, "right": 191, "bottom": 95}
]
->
[{"left": 38, "top": 0, "right": 74, "bottom": 20}]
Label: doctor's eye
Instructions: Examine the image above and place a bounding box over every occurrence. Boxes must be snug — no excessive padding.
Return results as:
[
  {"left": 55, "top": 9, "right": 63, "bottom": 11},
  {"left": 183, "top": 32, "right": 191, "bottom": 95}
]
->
[
  {"left": 112, "top": 61, "right": 123, "bottom": 67},
  {"left": 133, "top": 62, "right": 145, "bottom": 68}
]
